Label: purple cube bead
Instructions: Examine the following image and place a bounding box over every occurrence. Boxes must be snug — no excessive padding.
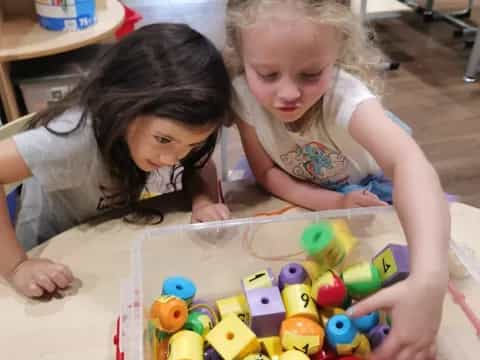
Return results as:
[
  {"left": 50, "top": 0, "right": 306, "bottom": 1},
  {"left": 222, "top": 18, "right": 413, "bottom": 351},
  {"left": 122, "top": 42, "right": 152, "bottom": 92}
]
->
[
  {"left": 204, "top": 346, "right": 222, "bottom": 360},
  {"left": 372, "top": 244, "right": 409, "bottom": 287},
  {"left": 278, "top": 262, "right": 308, "bottom": 291},
  {"left": 368, "top": 324, "right": 390, "bottom": 349},
  {"left": 245, "top": 286, "right": 286, "bottom": 337}
]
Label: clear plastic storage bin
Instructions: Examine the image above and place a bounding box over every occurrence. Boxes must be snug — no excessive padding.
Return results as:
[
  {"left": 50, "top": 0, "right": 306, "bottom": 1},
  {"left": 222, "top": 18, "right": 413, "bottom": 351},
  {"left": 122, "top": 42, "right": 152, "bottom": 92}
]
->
[{"left": 117, "top": 206, "right": 480, "bottom": 360}]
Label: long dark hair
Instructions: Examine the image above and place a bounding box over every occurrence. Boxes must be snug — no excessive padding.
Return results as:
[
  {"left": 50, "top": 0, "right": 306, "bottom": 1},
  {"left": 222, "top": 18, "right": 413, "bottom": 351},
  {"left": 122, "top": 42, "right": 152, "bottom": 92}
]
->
[{"left": 28, "top": 23, "right": 231, "bottom": 223}]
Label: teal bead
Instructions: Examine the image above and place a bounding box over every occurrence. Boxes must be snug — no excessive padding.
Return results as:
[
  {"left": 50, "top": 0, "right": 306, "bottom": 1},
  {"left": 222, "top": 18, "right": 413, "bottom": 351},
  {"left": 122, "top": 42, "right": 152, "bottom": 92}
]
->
[
  {"left": 162, "top": 276, "right": 196, "bottom": 304},
  {"left": 352, "top": 311, "right": 379, "bottom": 333},
  {"left": 326, "top": 314, "right": 358, "bottom": 348}
]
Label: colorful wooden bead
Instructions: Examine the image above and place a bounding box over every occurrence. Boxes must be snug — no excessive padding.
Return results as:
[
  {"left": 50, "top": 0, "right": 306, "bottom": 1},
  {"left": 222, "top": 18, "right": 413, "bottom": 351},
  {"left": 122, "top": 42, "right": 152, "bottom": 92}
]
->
[
  {"left": 372, "top": 244, "right": 409, "bottom": 287},
  {"left": 326, "top": 314, "right": 359, "bottom": 354},
  {"left": 330, "top": 219, "right": 357, "bottom": 255},
  {"left": 352, "top": 333, "right": 371, "bottom": 357},
  {"left": 301, "top": 222, "right": 346, "bottom": 271},
  {"left": 204, "top": 346, "right": 222, "bottom": 360},
  {"left": 242, "top": 269, "right": 276, "bottom": 291},
  {"left": 319, "top": 307, "right": 345, "bottom": 328},
  {"left": 278, "top": 263, "right": 308, "bottom": 290},
  {"left": 310, "top": 348, "right": 337, "bottom": 360},
  {"left": 167, "top": 330, "right": 203, "bottom": 360},
  {"left": 280, "top": 316, "right": 325, "bottom": 355},
  {"left": 259, "top": 336, "right": 283, "bottom": 358},
  {"left": 312, "top": 270, "right": 348, "bottom": 308},
  {"left": 216, "top": 294, "right": 250, "bottom": 325},
  {"left": 341, "top": 262, "right": 382, "bottom": 299},
  {"left": 301, "top": 260, "right": 323, "bottom": 283},
  {"left": 351, "top": 311, "right": 379, "bottom": 333},
  {"left": 279, "top": 350, "right": 310, "bottom": 360},
  {"left": 150, "top": 296, "right": 188, "bottom": 333},
  {"left": 184, "top": 311, "right": 212, "bottom": 337},
  {"left": 245, "top": 286, "right": 286, "bottom": 337},
  {"left": 162, "top": 276, "right": 196, "bottom": 304},
  {"left": 368, "top": 324, "right": 390, "bottom": 349},
  {"left": 281, "top": 284, "right": 319, "bottom": 321},
  {"left": 206, "top": 314, "right": 260, "bottom": 359}
]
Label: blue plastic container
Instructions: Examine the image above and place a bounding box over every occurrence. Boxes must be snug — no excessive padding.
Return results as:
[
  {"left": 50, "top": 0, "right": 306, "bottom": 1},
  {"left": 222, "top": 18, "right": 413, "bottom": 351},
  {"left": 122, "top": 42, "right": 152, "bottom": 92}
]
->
[{"left": 35, "top": 0, "right": 96, "bottom": 32}]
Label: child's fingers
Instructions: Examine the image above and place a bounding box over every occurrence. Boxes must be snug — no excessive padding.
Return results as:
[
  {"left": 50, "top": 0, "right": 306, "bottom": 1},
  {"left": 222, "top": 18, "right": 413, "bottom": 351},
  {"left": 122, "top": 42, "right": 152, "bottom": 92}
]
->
[
  {"left": 27, "top": 282, "right": 44, "bottom": 298},
  {"left": 50, "top": 271, "right": 71, "bottom": 289},
  {"left": 216, "top": 204, "right": 231, "bottom": 220},
  {"left": 33, "top": 272, "right": 57, "bottom": 293},
  {"left": 370, "top": 334, "right": 402, "bottom": 360},
  {"left": 347, "top": 290, "right": 394, "bottom": 318},
  {"left": 54, "top": 263, "right": 74, "bottom": 283},
  {"left": 357, "top": 194, "right": 388, "bottom": 207},
  {"left": 53, "top": 263, "right": 74, "bottom": 285},
  {"left": 428, "top": 344, "right": 437, "bottom": 359}
]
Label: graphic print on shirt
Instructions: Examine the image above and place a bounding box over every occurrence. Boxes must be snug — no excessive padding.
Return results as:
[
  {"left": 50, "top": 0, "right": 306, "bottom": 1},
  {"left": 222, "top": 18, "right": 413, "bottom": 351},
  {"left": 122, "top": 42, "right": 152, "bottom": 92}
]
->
[{"left": 280, "top": 142, "right": 350, "bottom": 189}]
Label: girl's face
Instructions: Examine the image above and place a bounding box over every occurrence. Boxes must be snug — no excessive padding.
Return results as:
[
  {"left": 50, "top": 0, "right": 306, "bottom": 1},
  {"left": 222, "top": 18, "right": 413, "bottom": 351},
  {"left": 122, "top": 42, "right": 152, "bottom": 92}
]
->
[
  {"left": 240, "top": 11, "right": 340, "bottom": 123},
  {"left": 126, "top": 115, "right": 217, "bottom": 172}
]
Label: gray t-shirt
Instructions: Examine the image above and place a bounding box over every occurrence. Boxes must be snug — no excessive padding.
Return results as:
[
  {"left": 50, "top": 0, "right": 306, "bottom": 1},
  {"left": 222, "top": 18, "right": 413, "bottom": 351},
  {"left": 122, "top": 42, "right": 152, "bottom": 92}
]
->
[{"left": 13, "top": 108, "right": 175, "bottom": 249}]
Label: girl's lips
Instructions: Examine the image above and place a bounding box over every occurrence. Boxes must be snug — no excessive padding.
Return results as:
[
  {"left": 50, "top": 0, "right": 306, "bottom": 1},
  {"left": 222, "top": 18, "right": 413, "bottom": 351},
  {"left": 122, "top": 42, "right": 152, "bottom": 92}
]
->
[
  {"left": 277, "top": 106, "right": 299, "bottom": 112},
  {"left": 147, "top": 159, "right": 163, "bottom": 168}
]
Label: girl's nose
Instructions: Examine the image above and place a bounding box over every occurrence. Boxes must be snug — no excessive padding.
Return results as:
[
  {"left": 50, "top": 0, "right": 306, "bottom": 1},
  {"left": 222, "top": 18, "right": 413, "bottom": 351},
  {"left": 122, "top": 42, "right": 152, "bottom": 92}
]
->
[
  {"left": 160, "top": 152, "right": 178, "bottom": 166},
  {"left": 277, "top": 79, "right": 301, "bottom": 103}
]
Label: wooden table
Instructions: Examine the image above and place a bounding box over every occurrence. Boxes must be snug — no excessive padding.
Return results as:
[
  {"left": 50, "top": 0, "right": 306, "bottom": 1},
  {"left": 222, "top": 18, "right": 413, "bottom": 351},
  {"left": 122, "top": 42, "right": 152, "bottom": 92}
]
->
[
  {"left": 0, "top": 0, "right": 125, "bottom": 122},
  {"left": 0, "top": 181, "right": 479, "bottom": 359}
]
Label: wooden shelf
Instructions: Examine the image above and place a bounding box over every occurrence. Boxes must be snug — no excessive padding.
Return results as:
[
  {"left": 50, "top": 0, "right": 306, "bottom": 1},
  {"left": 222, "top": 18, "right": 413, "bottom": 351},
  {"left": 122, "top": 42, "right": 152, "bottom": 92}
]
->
[
  {"left": 0, "top": 0, "right": 124, "bottom": 62},
  {"left": 0, "top": 0, "right": 124, "bottom": 122}
]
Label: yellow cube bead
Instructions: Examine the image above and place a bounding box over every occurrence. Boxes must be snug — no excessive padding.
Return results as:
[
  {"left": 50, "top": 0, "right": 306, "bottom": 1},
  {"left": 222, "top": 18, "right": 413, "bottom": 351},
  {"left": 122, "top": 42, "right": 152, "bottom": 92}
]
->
[
  {"left": 242, "top": 269, "right": 275, "bottom": 291},
  {"left": 279, "top": 350, "right": 310, "bottom": 360},
  {"left": 216, "top": 294, "right": 250, "bottom": 325},
  {"left": 206, "top": 315, "right": 260, "bottom": 360},
  {"left": 259, "top": 336, "right": 283, "bottom": 358}
]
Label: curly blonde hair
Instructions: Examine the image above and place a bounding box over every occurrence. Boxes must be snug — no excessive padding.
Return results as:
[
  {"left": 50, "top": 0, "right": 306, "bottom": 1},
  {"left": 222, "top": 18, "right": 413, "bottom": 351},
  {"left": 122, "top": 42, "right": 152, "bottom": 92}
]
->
[{"left": 225, "top": 0, "right": 385, "bottom": 95}]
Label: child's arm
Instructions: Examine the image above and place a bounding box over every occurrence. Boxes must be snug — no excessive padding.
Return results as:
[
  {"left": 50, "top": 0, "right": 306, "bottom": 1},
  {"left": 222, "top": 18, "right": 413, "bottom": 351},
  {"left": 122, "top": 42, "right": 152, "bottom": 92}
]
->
[
  {"left": 189, "top": 158, "right": 230, "bottom": 222},
  {"left": 0, "top": 139, "right": 73, "bottom": 297},
  {"left": 346, "top": 99, "right": 449, "bottom": 360},
  {"left": 236, "top": 117, "right": 386, "bottom": 209}
]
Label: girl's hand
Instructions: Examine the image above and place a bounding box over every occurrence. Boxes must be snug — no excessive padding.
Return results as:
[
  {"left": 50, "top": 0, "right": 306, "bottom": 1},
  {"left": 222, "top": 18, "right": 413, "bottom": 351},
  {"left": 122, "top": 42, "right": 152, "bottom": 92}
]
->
[
  {"left": 348, "top": 277, "right": 446, "bottom": 360},
  {"left": 6, "top": 258, "right": 74, "bottom": 298},
  {"left": 191, "top": 202, "right": 231, "bottom": 223},
  {"left": 342, "top": 190, "right": 389, "bottom": 208}
]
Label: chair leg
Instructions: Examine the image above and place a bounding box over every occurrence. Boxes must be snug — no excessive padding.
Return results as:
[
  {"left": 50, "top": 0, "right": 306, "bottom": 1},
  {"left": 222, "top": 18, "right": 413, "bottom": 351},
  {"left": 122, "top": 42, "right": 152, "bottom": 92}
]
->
[{"left": 465, "top": 29, "right": 480, "bottom": 83}]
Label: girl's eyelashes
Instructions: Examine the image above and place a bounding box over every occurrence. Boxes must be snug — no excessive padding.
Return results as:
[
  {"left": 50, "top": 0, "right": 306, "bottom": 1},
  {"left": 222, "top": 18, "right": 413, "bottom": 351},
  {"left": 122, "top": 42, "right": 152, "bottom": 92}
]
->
[
  {"left": 154, "top": 135, "right": 172, "bottom": 144},
  {"left": 300, "top": 71, "right": 323, "bottom": 80},
  {"left": 257, "top": 71, "right": 279, "bottom": 81},
  {"left": 255, "top": 70, "right": 324, "bottom": 82}
]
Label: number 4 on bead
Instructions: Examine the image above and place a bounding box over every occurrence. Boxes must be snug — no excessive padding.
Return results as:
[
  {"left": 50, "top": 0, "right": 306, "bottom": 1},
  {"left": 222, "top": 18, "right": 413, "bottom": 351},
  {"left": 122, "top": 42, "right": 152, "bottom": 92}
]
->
[
  {"left": 294, "top": 344, "right": 309, "bottom": 354},
  {"left": 382, "top": 258, "right": 391, "bottom": 274}
]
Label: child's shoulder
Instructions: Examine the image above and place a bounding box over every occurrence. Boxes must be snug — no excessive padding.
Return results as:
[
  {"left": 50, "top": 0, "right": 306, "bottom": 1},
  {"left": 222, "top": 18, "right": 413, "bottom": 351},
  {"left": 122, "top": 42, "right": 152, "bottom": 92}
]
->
[
  {"left": 332, "top": 69, "right": 372, "bottom": 95},
  {"left": 46, "top": 107, "right": 89, "bottom": 134}
]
